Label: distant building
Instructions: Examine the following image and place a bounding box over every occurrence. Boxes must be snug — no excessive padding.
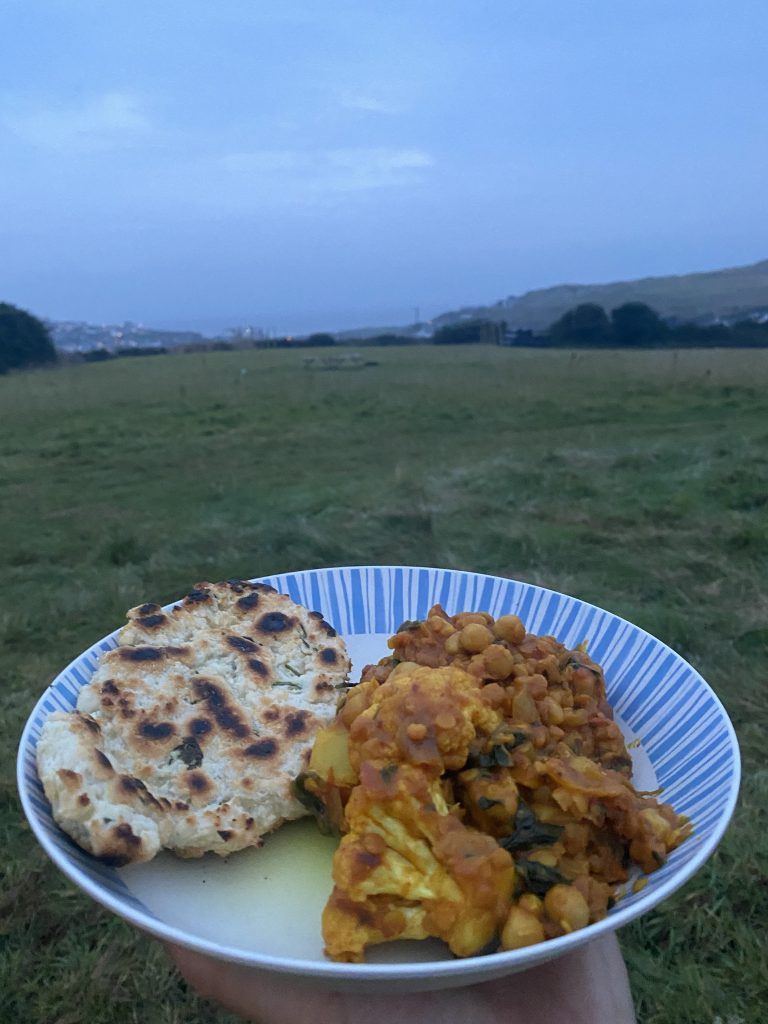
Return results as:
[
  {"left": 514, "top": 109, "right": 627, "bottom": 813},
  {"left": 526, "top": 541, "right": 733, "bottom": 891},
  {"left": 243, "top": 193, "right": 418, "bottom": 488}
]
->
[{"left": 412, "top": 322, "right": 434, "bottom": 340}]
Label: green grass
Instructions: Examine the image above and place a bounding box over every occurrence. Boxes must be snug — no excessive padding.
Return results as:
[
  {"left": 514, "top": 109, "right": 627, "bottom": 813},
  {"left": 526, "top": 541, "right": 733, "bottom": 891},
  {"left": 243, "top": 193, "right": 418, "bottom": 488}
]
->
[{"left": 1, "top": 345, "right": 766, "bottom": 1023}]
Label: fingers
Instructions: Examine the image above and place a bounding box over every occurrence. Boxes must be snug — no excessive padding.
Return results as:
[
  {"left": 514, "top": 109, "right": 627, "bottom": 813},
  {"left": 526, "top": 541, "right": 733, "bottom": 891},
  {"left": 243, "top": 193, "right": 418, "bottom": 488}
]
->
[
  {"left": 492, "top": 933, "right": 637, "bottom": 1024},
  {"left": 165, "top": 932, "right": 636, "bottom": 1024},
  {"left": 166, "top": 945, "right": 351, "bottom": 1024}
]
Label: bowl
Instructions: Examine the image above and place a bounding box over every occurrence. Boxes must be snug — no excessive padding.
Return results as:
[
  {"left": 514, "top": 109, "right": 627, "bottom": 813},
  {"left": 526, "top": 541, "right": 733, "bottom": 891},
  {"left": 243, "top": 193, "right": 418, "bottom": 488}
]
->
[{"left": 17, "top": 565, "right": 740, "bottom": 993}]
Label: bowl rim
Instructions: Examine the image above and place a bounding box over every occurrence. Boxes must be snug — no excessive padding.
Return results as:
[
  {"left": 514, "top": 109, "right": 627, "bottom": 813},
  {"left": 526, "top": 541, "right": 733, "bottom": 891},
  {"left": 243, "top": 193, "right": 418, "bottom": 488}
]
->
[{"left": 17, "top": 564, "right": 742, "bottom": 983}]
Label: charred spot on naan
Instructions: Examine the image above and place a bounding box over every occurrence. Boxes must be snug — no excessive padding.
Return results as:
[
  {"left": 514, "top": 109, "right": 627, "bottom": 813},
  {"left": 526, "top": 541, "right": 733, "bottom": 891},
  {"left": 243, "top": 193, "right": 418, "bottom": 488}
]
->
[{"left": 100, "top": 823, "right": 145, "bottom": 867}]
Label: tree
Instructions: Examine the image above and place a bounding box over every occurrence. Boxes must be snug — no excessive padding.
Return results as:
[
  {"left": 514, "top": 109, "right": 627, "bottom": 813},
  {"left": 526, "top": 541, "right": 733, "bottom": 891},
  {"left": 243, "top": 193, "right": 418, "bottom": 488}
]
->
[
  {"left": 0, "top": 303, "right": 57, "bottom": 374},
  {"left": 610, "top": 302, "right": 669, "bottom": 346},
  {"left": 433, "top": 319, "right": 502, "bottom": 344},
  {"left": 548, "top": 303, "right": 611, "bottom": 346}
]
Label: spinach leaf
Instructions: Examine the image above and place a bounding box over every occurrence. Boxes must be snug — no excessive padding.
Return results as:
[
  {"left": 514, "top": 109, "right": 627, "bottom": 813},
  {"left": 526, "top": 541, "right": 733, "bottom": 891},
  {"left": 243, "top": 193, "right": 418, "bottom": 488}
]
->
[
  {"left": 566, "top": 656, "right": 601, "bottom": 679},
  {"left": 515, "top": 860, "right": 567, "bottom": 898},
  {"left": 396, "top": 619, "right": 422, "bottom": 632},
  {"left": 292, "top": 771, "right": 326, "bottom": 818},
  {"left": 498, "top": 802, "right": 563, "bottom": 852}
]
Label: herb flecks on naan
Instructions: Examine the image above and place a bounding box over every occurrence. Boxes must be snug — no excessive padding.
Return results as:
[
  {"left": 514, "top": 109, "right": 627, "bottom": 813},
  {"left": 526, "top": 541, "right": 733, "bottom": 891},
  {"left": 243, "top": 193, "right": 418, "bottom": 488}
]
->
[{"left": 37, "top": 580, "right": 350, "bottom": 866}]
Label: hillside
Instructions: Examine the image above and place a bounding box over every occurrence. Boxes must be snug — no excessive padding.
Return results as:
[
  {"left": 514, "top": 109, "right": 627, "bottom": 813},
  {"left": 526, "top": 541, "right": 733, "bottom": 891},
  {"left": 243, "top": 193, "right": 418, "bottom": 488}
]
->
[{"left": 434, "top": 258, "right": 768, "bottom": 332}]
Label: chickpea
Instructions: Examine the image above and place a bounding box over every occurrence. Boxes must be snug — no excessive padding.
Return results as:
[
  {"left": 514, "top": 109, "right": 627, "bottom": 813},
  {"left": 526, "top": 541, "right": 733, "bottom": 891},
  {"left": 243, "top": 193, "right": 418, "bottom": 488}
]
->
[
  {"left": 481, "top": 644, "right": 515, "bottom": 679},
  {"left": 493, "top": 614, "right": 526, "bottom": 645},
  {"left": 444, "top": 632, "right": 462, "bottom": 656},
  {"left": 542, "top": 696, "right": 565, "bottom": 726},
  {"left": 511, "top": 691, "right": 538, "bottom": 723},
  {"left": 501, "top": 906, "right": 545, "bottom": 950},
  {"left": 527, "top": 673, "right": 548, "bottom": 700},
  {"left": 338, "top": 680, "right": 377, "bottom": 727},
  {"left": 544, "top": 884, "right": 590, "bottom": 932},
  {"left": 467, "top": 654, "right": 487, "bottom": 680},
  {"left": 428, "top": 615, "right": 455, "bottom": 637},
  {"left": 556, "top": 687, "right": 574, "bottom": 708},
  {"left": 454, "top": 612, "right": 491, "bottom": 628},
  {"left": 518, "top": 893, "right": 543, "bottom": 916},
  {"left": 538, "top": 654, "right": 561, "bottom": 683},
  {"left": 459, "top": 622, "right": 494, "bottom": 653},
  {"left": 561, "top": 709, "right": 588, "bottom": 729},
  {"left": 531, "top": 725, "right": 549, "bottom": 749}
]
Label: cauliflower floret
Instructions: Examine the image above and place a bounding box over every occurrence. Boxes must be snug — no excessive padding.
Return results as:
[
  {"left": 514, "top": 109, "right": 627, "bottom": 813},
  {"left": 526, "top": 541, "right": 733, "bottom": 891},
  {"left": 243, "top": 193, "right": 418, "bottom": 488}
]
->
[
  {"left": 345, "top": 664, "right": 503, "bottom": 774},
  {"left": 322, "top": 762, "right": 515, "bottom": 962},
  {"left": 295, "top": 664, "right": 505, "bottom": 837}
]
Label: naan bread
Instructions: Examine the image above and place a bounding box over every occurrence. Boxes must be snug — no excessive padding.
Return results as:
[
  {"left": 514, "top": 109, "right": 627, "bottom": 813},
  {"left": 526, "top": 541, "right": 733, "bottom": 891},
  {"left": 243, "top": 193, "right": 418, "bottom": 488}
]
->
[{"left": 37, "top": 579, "right": 350, "bottom": 865}]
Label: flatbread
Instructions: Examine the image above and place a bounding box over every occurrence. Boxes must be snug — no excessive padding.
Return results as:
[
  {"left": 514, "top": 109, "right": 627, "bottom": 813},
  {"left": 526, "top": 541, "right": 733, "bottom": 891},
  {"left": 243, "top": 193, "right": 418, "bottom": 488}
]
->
[{"left": 36, "top": 579, "right": 350, "bottom": 865}]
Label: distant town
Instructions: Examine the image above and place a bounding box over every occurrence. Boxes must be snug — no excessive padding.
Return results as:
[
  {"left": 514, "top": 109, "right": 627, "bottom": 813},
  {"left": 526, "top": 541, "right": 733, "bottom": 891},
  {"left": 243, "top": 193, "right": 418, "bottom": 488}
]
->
[
  {"left": 47, "top": 317, "right": 437, "bottom": 356},
  {"left": 49, "top": 318, "right": 238, "bottom": 354}
]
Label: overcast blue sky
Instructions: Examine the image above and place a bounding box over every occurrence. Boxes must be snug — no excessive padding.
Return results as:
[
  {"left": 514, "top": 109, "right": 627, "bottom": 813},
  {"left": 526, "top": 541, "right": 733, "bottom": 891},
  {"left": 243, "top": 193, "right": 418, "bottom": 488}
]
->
[{"left": 1, "top": 1, "right": 766, "bottom": 335}]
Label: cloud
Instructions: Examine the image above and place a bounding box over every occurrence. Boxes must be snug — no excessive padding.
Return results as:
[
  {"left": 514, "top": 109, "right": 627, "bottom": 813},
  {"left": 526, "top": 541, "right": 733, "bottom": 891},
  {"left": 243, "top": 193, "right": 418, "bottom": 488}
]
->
[
  {"left": 322, "top": 147, "right": 432, "bottom": 190},
  {"left": 1, "top": 91, "right": 151, "bottom": 150},
  {"left": 340, "top": 93, "right": 402, "bottom": 115},
  {"left": 161, "top": 145, "right": 434, "bottom": 211}
]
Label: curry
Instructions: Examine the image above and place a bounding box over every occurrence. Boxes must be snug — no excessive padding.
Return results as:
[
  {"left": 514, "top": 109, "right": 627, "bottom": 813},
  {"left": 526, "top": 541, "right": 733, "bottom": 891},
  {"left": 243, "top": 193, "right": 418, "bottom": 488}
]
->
[{"left": 295, "top": 605, "right": 691, "bottom": 962}]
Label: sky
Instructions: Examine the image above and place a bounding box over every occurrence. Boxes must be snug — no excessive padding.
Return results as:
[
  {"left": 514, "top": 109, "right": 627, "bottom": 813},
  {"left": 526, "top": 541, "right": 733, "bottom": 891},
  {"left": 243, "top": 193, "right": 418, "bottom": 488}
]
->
[{"left": 1, "top": 0, "right": 767, "bottom": 336}]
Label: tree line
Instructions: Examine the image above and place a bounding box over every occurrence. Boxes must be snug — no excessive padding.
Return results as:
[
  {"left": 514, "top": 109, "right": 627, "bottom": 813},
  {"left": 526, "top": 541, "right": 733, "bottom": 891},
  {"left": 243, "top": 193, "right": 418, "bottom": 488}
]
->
[
  {"left": 541, "top": 301, "right": 768, "bottom": 348},
  {"left": 4, "top": 298, "right": 768, "bottom": 375},
  {"left": 436, "top": 302, "right": 768, "bottom": 348}
]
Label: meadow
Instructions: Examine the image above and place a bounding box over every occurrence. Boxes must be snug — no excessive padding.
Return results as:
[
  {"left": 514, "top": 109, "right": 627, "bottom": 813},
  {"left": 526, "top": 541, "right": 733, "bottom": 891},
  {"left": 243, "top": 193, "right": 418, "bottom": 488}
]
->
[{"left": 1, "top": 344, "right": 766, "bottom": 1023}]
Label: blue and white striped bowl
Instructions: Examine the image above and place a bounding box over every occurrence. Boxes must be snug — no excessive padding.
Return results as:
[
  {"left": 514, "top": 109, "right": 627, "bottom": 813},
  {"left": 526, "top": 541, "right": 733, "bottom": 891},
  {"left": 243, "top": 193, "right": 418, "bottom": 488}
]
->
[{"left": 17, "top": 566, "right": 740, "bottom": 992}]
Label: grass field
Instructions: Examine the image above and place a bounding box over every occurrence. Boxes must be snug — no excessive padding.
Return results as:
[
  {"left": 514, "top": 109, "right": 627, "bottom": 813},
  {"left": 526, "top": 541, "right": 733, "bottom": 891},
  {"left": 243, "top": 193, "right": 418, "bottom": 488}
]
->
[{"left": 1, "top": 344, "right": 766, "bottom": 1023}]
